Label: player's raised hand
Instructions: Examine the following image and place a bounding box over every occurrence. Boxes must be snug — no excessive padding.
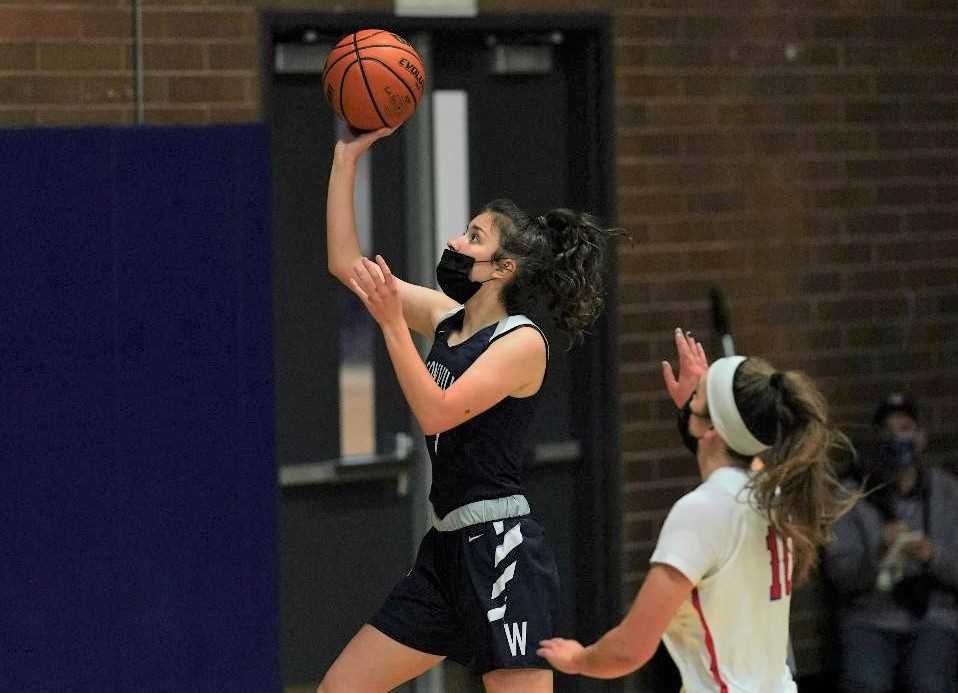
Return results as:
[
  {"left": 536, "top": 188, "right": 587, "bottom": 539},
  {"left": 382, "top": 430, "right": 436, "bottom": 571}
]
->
[
  {"left": 333, "top": 126, "right": 395, "bottom": 166},
  {"left": 662, "top": 328, "right": 709, "bottom": 408},
  {"left": 537, "top": 638, "right": 585, "bottom": 675}
]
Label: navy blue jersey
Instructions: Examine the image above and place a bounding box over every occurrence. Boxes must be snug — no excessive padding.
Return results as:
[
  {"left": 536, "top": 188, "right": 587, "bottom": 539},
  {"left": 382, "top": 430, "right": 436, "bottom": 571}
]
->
[{"left": 424, "top": 307, "right": 548, "bottom": 518}]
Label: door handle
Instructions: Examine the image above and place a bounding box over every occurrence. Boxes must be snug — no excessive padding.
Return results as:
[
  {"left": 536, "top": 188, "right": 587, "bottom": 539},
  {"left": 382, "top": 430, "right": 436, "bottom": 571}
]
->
[{"left": 278, "top": 432, "right": 414, "bottom": 496}]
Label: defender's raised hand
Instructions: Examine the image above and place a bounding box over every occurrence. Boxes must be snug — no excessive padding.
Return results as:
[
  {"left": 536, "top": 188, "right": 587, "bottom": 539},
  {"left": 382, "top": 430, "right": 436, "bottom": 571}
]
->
[{"left": 662, "top": 328, "right": 709, "bottom": 408}]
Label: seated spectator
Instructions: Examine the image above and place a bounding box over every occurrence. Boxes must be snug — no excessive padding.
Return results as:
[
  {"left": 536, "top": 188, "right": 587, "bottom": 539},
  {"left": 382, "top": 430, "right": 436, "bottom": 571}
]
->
[{"left": 823, "top": 393, "right": 958, "bottom": 693}]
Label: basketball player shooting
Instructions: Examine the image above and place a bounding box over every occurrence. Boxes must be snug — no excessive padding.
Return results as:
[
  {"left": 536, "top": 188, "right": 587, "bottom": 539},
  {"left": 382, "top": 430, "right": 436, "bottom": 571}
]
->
[{"left": 318, "top": 124, "right": 618, "bottom": 693}]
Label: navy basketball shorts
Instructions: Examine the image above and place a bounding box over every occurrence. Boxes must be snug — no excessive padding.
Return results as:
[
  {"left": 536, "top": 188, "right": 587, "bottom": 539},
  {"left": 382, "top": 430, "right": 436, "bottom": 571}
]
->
[{"left": 369, "top": 516, "right": 560, "bottom": 674}]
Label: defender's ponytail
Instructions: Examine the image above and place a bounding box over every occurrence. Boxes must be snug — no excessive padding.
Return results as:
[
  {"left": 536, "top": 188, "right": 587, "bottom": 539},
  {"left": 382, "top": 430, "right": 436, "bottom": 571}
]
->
[{"left": 732, "top": 358, "right": 857, "bottom": 584}]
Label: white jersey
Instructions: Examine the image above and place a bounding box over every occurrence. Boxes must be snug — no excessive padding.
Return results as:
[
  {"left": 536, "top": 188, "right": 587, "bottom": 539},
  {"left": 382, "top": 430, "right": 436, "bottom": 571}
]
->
[{"left": 650, "top": 467, "right": 797, "bottom": 693}]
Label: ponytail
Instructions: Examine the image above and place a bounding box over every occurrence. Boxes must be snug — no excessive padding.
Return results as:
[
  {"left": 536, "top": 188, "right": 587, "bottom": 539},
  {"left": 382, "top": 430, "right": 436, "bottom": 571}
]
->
[
  {"left": 733, "top": 358, "right": 857, "bottom": 584},
  {"left": 482, "top": 199, "right": 621, "bottom": 344}
]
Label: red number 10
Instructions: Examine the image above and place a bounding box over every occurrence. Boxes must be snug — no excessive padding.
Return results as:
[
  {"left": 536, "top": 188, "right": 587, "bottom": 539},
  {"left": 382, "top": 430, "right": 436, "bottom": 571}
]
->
[{"left": 766, "top": 526, "right": 792, "bottom": 601}]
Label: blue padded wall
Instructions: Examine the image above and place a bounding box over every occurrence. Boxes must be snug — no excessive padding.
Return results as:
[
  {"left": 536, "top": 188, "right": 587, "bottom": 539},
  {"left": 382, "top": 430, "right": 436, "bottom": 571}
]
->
[{"left": 0, "top": 126, "right": 278, "bottom": 692}]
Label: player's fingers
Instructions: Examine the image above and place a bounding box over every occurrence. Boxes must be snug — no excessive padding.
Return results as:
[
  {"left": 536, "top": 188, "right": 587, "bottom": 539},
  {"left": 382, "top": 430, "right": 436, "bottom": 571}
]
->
[
  {"left": 369, "top": 257, "right": 386, "bottom": 283},
  {"left": 361, "top": 256, "right": 380, "bottom": 278},
  {"left": 354, "top": 263, "right": 383, "bottom": 299},
  {"left": 365, "top": 126, "right": 394, "bottom": 141},
  {"left": 662, "top": 361, "right": 678, "bottom": 393},
  {"left": 351, "top": 260, "right": 369, "bottom": 284},
  {"left": 682, "top": 330, "right": 697, "bottom": 360},
  {"left": 695, "top": 340, "right": 708, "bottom": 365},
  {"left": 674, "top": 327, "right": 692, "bottom": 359},
  {"left": 348, "top": 277, "right": 370, "bottom": 303},
  {"left": 685, "top": 337, "right": 698, "bottom": 363},
  {"left": 350, "top": 126, "right": 395, "bottom": 149},
  {"left": 352, "top": 262, "right": 374, "bottom": 291},
  {"left": 361, "top": 257, "right": 386, "bottom": 287},
  {"left": 375, "top": 254, "right": 395, "bottom": 286}
]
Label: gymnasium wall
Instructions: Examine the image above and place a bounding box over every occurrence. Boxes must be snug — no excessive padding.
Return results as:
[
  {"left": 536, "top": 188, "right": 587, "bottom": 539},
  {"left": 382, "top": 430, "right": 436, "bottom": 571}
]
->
[
  {"left": 0, "top": 125, "right": 278, "bottom": 691},
  {"left": 2, "top": 0, "right": 957, "bottom": 685}
]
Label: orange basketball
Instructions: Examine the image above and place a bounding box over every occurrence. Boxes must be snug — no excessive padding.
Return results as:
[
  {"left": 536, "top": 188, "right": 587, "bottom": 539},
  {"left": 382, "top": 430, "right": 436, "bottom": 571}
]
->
[{"left": 322, "top": 29, "right": 427, "bottom": 131}]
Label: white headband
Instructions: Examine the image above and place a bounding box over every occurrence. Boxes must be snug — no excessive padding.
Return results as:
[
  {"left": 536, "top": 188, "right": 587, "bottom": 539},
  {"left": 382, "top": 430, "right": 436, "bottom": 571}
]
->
[{"left": 706, "top": 356, "right": 771, "bottom": 457}]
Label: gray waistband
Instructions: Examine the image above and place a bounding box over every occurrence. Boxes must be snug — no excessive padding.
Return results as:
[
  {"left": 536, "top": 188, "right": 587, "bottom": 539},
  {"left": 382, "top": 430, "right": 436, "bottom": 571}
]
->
[{"left": 432, "top": 495, "right": 530, "bottom": 532}]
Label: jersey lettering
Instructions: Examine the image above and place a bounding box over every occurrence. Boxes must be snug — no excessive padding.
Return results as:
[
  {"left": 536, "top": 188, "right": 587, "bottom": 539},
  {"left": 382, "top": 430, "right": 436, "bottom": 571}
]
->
[
  {"left": 503, "top": 621, "right": 528, "bottom": 657},
  {"left": 766, "top": 526, "right": 793, "bottom": 601},
  {"left": 426, "top": 360, "right": 454, "bottom": 390}
]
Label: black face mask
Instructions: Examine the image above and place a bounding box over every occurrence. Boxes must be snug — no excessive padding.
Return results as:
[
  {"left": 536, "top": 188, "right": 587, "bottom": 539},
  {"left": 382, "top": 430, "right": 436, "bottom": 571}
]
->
[
  {"left": 436, "top": 248, "right": 493, "bottom": 304},
  {"left": 677, "top": 399, "right": 707, "bottom": 455}
]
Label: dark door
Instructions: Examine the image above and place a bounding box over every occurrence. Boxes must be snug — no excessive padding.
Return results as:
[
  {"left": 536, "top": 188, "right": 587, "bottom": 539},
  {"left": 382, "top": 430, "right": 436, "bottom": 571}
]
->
[{"left": 264, "top": 14, "right": 619, "bottom": 693}]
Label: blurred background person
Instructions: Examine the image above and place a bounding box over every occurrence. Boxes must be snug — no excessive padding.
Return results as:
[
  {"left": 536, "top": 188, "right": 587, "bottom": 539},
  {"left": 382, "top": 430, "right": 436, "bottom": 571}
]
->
[{"left": 823, "top": 393, "right": 958, "bottom": 693}]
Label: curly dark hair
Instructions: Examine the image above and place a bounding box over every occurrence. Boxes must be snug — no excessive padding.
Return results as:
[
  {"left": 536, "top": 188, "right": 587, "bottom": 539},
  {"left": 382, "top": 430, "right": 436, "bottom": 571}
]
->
[{"left": 481, "top": 199, "right": 615, "bottom": 344}]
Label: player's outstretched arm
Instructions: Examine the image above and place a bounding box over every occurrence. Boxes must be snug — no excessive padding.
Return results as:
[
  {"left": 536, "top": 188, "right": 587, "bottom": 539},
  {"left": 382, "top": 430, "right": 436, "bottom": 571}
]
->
[
  {"left": 326, "top": 127, "right": 393, "bottom": 281},
  {"left": 326, "top": 128, "right": 458, "bottom": 337},
  {"left": 538, "top": 563, "right": 692, "bottom": 679}
]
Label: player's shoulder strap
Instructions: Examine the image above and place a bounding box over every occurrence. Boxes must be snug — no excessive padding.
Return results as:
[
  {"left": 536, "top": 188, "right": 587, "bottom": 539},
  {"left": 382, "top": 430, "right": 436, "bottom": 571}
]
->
[{"left": 489, "top": 314, "right": 550, "bottom": 361}]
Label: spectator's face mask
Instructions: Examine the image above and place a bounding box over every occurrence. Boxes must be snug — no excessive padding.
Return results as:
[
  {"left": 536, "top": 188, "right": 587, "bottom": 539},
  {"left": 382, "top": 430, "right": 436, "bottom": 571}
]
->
[
  {"left": 878, "top": 432, "right": 919, "bottom": 469},
  {"left": 878, "top": 414, "right": 926, "bottom": 470}
]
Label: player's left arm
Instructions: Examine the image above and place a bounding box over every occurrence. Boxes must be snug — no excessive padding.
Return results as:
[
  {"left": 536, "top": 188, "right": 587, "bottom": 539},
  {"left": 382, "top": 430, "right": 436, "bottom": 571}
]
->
[
  {"left": 349, "top": 254, "right": 546, "bottom": 435},
  {"left": 538, "top": 563, "right": 692, "bottom": 679},
  {"left": 380, "top": 322, "right": 545, "bottom": 436}
]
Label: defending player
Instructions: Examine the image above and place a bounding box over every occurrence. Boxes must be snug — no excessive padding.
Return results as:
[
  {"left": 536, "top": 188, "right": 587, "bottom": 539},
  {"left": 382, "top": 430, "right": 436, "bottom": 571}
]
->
[{"left": 539, "top": 342, "right": 855, "bottom": 692}]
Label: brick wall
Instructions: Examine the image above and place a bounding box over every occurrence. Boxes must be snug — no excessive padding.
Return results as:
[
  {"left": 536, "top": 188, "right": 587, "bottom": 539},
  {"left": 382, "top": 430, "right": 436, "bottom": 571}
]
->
[
  {"left": 0, "top": 1, "right": 267, "bottom": 126},
  {"left": 608, "top": 4, "right": 958, "bottom": 685},
  {"left": 610, "top": 4, "right": 958, "bottom": 676},
  {"left": 4, "top": 0, "right": 957, "bottom": 685}
]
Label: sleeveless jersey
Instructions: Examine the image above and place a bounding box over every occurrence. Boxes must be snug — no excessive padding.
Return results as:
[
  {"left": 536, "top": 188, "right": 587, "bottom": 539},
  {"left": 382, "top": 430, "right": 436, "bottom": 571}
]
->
[
  {"left": 650, "top": 467, "right": 797, "bottom": 693},
  {"left": 424, "top": 307, "right": 548, "bottom": 518}
]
